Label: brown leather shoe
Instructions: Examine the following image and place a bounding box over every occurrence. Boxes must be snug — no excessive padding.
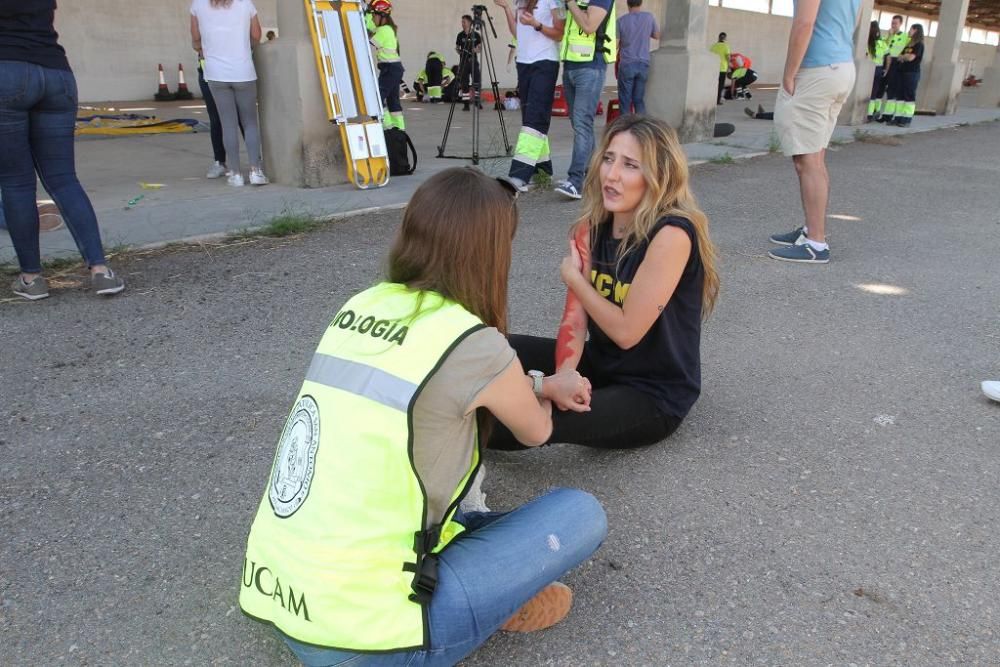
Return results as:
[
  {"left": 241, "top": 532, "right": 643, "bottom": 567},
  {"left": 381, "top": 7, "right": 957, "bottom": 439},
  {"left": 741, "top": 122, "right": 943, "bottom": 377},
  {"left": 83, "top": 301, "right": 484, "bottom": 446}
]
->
[
  {"left": 37, "top": 202, "right": 64, "bottom": 233},
  {"left": 501, "top": 582, "right": 572, "bottom": 633}
]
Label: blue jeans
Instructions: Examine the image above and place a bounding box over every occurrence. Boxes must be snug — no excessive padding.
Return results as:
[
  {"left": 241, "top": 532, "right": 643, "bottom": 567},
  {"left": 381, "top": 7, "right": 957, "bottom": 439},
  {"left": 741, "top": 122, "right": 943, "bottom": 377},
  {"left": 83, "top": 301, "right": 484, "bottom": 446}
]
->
[
  {"left": 281, "top": 488, "right": 607, "bottom": 666},
  {"left": 617, "top": 61, "right": 649, "bottom": 115},
  {"left": 0, "top": 61, "right": 108, "bottom": 274},
  {"left": 563, "top": 65, "right": 606, "bottom": 191}
]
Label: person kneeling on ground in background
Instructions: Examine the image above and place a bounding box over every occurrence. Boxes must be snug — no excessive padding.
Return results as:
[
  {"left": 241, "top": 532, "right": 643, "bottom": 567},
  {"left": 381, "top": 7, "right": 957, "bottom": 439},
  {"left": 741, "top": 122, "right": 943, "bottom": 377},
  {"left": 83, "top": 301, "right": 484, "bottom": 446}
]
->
[
  {"left": 414, "top": 51, "right": 454, "bottom": 103},
  {"left": 239, "top": 167, "right": 607, "bottom": 666},
  {"left": 489, "top": 115, "right": 720, "bottom": 451},
  {"left": 726, "top": 52, "right": 756, "bottom": 100}
]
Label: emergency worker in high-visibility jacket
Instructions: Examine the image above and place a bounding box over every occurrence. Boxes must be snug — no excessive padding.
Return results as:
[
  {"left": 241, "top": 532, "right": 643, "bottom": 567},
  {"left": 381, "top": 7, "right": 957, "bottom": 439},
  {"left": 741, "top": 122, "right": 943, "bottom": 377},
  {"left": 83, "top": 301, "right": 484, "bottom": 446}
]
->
[
  {"left": 366, "top": 0, "right": 406, "bottom": 130},
  {"left": 879, "top": 14, "right": 909, "bottom": 123},
  {"left": 239, "top": 167, "right": 607, "bottom": 665},
  {"left": 866, "top": 20, "right": 890, "bottom": 121}
]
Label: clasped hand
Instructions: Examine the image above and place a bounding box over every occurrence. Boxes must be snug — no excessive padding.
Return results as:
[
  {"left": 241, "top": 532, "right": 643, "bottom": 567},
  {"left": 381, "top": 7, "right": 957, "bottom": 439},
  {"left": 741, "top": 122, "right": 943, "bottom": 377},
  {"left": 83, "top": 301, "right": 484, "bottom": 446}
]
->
[{"left": 546, "top": 369, "right": 592, "bottom": 412}]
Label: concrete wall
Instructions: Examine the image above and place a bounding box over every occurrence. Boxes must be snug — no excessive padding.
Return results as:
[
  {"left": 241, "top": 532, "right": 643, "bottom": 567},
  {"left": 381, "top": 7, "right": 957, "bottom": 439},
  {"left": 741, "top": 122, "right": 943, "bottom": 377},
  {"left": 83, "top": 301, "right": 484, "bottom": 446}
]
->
[
  {"left": 56, "top": 0, "right": 278, "bottom": 103},
  {"left": 57, "top": 1, "right": 997, "bottom": 103}
]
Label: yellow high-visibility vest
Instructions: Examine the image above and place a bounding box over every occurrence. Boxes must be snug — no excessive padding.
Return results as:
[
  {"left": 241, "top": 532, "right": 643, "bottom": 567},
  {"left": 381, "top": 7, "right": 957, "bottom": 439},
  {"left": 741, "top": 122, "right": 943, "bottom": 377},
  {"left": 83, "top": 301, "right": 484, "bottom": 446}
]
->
[
  {"left": 887, "top": 31, "right": 909, "bottom": 58},
  {"left": 366, "top": 14, "right": 400, "bottom": 63},
  {"left": 561, "top": 1, "right": 616, "bottom": 64},
  {"left": 239, "top": 283, "right": 485, "bottom": 651}
]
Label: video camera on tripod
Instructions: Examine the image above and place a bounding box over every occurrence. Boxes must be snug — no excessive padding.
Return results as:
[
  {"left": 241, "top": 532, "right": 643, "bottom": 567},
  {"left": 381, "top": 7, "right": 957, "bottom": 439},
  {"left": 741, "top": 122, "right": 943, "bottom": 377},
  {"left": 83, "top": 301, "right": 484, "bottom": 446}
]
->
[{"left": 437, "top": 4, "right": 512, "bottom": 163}]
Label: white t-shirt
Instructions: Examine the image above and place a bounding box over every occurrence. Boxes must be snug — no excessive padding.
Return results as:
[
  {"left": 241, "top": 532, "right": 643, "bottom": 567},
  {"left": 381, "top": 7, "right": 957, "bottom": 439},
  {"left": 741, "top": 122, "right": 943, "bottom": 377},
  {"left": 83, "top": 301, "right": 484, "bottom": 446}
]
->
[
  {"left": 190, "top": 0, "right": 258, "bottom": 82},
  {"left": 515, "top": 0, "right": 562, "bottom": 64}
]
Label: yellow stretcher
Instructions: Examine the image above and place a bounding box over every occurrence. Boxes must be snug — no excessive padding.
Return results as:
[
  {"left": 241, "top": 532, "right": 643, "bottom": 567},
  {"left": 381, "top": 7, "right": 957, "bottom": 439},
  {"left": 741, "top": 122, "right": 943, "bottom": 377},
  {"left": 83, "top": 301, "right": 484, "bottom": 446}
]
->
[{"left": 304, "top": 0, "right": 390, "bottom": 189}]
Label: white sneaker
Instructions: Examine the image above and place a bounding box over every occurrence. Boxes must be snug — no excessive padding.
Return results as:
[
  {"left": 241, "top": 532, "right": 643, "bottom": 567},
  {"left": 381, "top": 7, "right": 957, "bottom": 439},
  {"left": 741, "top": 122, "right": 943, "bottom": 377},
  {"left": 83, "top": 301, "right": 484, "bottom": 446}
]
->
[
  {"left": 249, "top": 168, "right": 269, "bottom": 186},
  {"left": 227, "top": 172, "right": 245, "bottom": 187},
  {"left": 983, "top": 381, "right": 1000, "bottom": 403},
  {"left": 459, "top": 466, "right": 490, "bottom": 514},
  {"left": 507, "top": 176, "right": 532, "bottom": 193},
  {"left": 206, "top": 161, "right": 227, "bottom": 179}
]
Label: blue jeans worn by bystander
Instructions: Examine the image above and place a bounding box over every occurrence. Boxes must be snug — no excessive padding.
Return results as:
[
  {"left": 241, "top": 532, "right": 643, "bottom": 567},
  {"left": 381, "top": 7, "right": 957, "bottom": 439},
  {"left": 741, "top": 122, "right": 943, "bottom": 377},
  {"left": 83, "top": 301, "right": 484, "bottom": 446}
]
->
[
  {"left": 280, "top": 488, "right": 607, "bottom": 667},
  {"left": 0, "top": 60, "right": 109, "bottom": 274},
  {"left": 617, "top": 61, "right": 649, "bottom": 115},
  {"left": 562, "top": 65, "right": 606, "bottom": 191}
]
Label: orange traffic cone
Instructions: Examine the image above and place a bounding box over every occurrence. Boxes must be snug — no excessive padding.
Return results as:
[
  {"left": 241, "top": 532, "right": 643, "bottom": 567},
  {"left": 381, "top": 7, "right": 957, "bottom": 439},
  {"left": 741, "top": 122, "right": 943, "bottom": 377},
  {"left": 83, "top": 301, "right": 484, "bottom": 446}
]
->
[
  {"left": 154, "top": 64, "right": 175, "bottom": 101},
  {"left": 175, "top": 63, "right": 194, "bottom": 100}
]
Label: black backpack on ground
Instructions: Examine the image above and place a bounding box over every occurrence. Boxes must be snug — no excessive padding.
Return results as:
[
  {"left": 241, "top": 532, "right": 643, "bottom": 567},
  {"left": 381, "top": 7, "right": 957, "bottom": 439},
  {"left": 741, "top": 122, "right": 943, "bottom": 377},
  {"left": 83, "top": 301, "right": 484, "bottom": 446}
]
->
[{"left": 385, "top": 127, "right": 417, "bottom": 176}]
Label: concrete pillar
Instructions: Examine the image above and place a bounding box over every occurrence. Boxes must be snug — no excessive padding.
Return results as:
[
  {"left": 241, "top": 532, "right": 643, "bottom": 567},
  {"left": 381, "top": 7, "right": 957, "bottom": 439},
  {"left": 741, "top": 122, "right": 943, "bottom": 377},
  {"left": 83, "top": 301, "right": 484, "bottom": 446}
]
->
[
  {"left": 916, "top": 0, "right": 971, "bottom": 115},
  {"left": 255, "top": 0, "right": 345, "bottom": 187},
  {"left": 646, "top": 0, "right": 718, "bottom": 143},
  {"left": 837, "top": 0, "right": 876, "bottom": 125},
  {"left": 977, "top": 42, "right": 1000, "bottom": 108}
]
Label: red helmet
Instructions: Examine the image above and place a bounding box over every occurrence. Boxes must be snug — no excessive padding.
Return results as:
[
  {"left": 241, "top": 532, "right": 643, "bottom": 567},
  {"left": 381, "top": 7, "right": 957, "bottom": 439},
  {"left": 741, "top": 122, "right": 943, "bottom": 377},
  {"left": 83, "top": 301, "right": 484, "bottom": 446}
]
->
[{"left": 370, "top": 0, "right": 392, "bottom": 14}]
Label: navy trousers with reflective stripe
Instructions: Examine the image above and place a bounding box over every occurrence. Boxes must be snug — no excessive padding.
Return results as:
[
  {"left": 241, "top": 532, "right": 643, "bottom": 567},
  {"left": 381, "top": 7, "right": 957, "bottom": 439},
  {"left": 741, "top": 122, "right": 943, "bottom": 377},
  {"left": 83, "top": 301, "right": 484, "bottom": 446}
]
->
[{"left": 509, "top": 59, "right": 559, "bottom": 183}]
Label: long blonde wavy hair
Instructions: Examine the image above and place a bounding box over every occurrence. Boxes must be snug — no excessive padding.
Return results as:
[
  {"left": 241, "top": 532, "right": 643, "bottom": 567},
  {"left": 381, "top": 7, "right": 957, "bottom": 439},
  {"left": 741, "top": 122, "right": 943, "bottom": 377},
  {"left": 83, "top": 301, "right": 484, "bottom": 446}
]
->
[{"left": 578, "top": 115, "right": 720, "bottom": 317}]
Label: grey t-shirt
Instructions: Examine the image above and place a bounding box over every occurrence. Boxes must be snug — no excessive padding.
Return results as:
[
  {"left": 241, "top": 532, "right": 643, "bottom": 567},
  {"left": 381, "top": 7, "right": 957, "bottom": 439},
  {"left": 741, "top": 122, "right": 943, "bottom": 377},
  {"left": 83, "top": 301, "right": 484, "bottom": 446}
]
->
[
  {"left": 412, "top": 327, "right": 516, "bottom": 528},
  {"left": 616, "top": 11, "right": 658, "bottom": 65}
]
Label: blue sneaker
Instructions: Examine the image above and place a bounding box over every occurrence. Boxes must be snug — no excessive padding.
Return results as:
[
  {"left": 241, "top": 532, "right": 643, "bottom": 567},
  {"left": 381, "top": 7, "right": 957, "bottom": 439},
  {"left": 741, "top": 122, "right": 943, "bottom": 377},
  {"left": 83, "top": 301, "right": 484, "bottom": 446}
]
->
[
  {"left": 768, "top": 243, "right": 829, "bottom": 264},
  {"left": 769, "top": 226, "right": 806, "bottom": 246},
  {"left": 554, "top": 181, "right": 582, "bottom": 200}
]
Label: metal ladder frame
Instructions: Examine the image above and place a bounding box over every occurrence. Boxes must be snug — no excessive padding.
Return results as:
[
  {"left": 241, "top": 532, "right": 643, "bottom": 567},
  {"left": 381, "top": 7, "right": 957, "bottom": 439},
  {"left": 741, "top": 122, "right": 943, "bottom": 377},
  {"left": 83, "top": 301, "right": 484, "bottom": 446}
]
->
[{"left": 304, "top": 0, "right": 390, "bottom": 189}]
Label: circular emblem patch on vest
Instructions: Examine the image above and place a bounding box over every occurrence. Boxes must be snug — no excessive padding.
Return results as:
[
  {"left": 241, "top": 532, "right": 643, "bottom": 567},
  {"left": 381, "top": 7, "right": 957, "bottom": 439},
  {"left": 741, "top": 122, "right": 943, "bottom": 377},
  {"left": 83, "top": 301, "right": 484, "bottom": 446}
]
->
[{"left": 269, "top": 395, "right": 320, "bottom": 518}]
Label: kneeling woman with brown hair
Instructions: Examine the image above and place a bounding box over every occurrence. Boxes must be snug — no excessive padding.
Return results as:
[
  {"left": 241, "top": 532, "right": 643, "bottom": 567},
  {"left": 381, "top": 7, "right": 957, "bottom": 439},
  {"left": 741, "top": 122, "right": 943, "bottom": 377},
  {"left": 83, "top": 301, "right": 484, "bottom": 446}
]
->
[
  {"left": 491, "top": 115, "right": 720, "bottom": 450},
  {"left": 238, "top": 168, "right": 606, "bottom": 666}
]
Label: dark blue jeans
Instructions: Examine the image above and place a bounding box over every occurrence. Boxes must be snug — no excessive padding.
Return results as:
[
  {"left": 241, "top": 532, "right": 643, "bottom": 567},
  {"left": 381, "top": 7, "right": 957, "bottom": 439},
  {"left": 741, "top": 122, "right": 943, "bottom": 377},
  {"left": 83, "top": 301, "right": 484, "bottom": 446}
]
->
[
  {"left": 617, "top": 61, "right": 648, "bottom": 115},
  {"left": 198, "top": 66, "right": 226, "bottom": 164},
  {"left": 0, "top": 61, "right": 107, "bottom": 273}
]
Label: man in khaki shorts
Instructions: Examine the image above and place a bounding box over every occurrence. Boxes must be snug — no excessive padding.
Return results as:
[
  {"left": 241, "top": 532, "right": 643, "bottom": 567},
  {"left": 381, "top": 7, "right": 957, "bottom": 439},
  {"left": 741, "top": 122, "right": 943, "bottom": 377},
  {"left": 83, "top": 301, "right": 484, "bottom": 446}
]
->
[{"left": 768, "top": 0, "right": 862, "bottom": 264}]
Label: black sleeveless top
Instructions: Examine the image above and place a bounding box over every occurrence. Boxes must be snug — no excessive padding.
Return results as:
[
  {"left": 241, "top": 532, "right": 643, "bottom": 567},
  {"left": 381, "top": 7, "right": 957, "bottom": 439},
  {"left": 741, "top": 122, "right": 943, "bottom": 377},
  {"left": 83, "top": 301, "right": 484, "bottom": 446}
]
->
[
  {"left": 0, "top": 1, "right": 70, "bottom": 72},
  {"left": 585, "top": 216, "right": 704, "bottom": 418}
]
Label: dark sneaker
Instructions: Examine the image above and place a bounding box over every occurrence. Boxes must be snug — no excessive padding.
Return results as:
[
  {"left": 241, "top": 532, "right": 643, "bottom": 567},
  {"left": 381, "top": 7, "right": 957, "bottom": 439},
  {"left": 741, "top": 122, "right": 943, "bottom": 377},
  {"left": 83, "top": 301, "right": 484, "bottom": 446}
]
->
[
  {"left": 554, "top": 181, "right": 582, "bottom": 200},
  {"left": 92, "top": 269, "right": 125, "bottom": 296},
  {"left": 769, "top": 226, "right": 806, "bottom": 246},
  {"left": 768, "top": 243, "right": 830, "bottom": 264},
  {"left": 501, "top": 582, "right": 573, "bottom": 633},
  {"left": 744, "top": 107, "right": 756, "bottom": 119},
  {"left": 11, "top": 275, "right": 49, "bottom": 301}
]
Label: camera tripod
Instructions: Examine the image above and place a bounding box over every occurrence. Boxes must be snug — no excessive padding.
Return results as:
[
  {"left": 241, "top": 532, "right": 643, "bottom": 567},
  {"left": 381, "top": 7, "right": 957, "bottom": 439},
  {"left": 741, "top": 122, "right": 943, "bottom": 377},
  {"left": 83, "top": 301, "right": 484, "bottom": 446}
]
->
[{"left": 437, "top": 5, "right": 511, "bottom": 164}]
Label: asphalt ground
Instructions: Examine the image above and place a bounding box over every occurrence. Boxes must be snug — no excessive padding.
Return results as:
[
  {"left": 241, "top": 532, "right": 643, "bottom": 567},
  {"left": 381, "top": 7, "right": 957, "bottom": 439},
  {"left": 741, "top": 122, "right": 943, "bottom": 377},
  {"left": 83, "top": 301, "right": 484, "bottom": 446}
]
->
[{"left": 2, "top": 122, "right": 999, "bottom": 666}]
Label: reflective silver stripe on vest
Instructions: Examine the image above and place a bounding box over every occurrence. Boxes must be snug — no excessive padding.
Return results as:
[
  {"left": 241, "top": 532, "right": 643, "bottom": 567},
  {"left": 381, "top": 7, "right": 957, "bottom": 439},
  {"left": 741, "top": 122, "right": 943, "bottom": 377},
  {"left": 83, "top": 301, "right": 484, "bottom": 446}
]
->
[{"left": 305, "top": 353, "right": 417, "bottom": 412}]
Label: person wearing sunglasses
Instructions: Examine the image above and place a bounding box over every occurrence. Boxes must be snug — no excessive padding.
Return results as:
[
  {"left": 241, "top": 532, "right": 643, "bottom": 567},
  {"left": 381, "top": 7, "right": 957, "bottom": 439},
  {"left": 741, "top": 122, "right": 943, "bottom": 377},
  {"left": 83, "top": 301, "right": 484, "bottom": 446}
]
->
[{"left": 239, "top": 167, "right": 606, "bottom": 666}]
